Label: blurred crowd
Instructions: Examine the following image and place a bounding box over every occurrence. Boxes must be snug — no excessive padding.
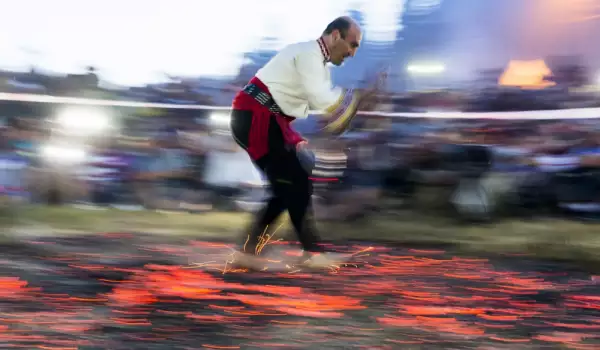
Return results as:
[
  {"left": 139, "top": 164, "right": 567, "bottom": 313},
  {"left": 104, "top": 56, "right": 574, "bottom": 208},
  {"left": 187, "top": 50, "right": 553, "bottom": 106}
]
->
[
  {"left": 3, "top": 97, "right": 600, "bottom": 223},
  {"left": 310, "top": 117, "right": 600, "bottom": 222},
  {"left": 0, "top": 63, "right": 599, "bottom": 223}
]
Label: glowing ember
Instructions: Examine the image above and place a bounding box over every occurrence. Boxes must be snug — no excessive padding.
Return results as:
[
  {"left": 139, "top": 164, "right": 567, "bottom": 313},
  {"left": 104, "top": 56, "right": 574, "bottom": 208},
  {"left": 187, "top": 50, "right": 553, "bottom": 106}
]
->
[{"left": 0, "top": 234, "right": 596, "bottom": 349}]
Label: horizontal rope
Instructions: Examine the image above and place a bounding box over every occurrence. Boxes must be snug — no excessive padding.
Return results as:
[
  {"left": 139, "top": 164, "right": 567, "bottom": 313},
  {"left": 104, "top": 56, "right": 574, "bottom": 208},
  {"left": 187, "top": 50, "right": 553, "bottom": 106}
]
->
[{"left": 0, "top": 92, "right": 597, "bottom": 120}]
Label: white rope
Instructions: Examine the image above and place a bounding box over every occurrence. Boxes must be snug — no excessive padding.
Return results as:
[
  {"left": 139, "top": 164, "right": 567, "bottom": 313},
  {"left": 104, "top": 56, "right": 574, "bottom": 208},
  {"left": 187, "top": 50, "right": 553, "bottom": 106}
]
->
[{"left": 0, "top": 92, "right": 597, "bottom": 120}]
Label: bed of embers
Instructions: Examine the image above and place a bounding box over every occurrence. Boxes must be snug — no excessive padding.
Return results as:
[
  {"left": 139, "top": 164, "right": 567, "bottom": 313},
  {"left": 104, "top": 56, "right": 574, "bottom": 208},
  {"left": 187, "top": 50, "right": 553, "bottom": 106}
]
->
[{"left": 0, "top": 233, "right": 598, "bottom": 349}]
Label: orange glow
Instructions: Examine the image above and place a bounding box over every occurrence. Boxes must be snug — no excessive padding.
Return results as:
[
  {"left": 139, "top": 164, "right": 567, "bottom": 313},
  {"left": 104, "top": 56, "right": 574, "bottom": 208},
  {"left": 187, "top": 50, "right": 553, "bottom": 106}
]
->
[
  {"left": 498, "top": 60, "right": 555, "bottom": 89},
  {"left": 1, "top": 235, "right": 599, "bottom": 348}
]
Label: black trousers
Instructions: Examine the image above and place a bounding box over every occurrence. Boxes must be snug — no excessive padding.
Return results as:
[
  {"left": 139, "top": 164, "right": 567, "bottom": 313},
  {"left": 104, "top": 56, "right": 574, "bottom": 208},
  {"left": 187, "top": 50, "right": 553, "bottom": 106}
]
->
[{"left": 230, "top": 109, "right": 322, "bottom": 253}]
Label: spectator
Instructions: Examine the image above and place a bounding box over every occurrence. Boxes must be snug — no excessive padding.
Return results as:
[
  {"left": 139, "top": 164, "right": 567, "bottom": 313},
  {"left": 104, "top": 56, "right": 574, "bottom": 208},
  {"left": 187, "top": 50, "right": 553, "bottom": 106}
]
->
[
  {"left": 135, "top": 128, "right": 192, "bottom": 210},
  {"left": 0, "top": 126, "right": 30, "bottom": 207},
  {"left": 76, "top": 138, "right": 136, "bottom": 208}
]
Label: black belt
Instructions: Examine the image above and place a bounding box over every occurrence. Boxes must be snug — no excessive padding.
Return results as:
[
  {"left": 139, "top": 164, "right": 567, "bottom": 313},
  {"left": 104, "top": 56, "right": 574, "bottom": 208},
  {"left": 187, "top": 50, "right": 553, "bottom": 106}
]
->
[{"left": 242, "top": 84, "right": 282, "bottom": 114}]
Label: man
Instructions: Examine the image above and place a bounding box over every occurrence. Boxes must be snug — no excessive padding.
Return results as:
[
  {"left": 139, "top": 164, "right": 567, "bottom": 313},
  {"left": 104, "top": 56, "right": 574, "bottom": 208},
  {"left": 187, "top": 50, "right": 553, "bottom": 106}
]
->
[{"left": 230, "top": 16, "right": 382, "bottom": 269}]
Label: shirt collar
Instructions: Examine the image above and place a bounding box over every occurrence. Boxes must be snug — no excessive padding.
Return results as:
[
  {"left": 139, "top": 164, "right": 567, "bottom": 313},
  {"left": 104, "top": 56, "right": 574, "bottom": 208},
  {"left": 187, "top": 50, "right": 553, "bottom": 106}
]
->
[{"left": 316, "top": 37, "right": 330, "bottom": 64}]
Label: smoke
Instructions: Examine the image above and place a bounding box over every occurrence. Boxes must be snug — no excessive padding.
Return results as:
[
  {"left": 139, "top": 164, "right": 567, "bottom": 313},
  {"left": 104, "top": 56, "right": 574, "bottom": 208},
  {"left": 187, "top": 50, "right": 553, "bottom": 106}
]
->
[
  {"left": 360, "top": 0, "right": 408, "bottom": 42},
  {"left": 407, "top": 0, "right": 443, "bottom": 15}
]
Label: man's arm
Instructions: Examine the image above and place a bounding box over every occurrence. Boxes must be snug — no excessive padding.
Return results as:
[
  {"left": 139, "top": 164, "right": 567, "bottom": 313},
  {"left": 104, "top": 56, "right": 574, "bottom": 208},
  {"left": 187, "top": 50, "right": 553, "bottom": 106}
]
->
[{"left": 295, "top": 51, "right": 360, "bottom": 135}]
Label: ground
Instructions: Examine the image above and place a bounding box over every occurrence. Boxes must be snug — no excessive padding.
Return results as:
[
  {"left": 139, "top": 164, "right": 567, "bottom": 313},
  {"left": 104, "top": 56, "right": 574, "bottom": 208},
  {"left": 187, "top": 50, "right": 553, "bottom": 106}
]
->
[
  {"left": 4, "top": 206, "right": 600, "bottom": 265},
  {"left": 1, "top": 207, "right": 600, "bottom": 348},
  {"left": 0, "top": 233, "right": 598, "bottom": 349}
]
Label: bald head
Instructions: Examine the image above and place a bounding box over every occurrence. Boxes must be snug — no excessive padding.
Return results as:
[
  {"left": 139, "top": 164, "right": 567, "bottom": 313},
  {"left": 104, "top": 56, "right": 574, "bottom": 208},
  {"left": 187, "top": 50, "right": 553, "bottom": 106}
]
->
[
  {"left": 323, "top": 16, "right": 360, "bottom": 37},
  {"left": 322, "top": 16, "right": 362, "bottom": 66}
]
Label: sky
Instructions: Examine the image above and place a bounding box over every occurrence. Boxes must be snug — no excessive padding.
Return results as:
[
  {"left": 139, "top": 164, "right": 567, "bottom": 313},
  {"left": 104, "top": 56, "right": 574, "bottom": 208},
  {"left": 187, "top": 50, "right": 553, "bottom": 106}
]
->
[
  {"left": 411, "top": 0, "right": 600, "bottom": 82},
  {"left": 0, "top": 0, "right": 598, "bottom": 87},
  {"left": 0, "top": 0, "right": 407, "bottom": 86}
]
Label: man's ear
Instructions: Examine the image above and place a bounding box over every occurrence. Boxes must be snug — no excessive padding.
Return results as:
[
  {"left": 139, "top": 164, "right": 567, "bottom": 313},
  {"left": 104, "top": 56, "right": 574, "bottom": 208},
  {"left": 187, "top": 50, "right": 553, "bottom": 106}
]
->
[{"left": 332, "top": 30, "right": 340, "bottom": 41}]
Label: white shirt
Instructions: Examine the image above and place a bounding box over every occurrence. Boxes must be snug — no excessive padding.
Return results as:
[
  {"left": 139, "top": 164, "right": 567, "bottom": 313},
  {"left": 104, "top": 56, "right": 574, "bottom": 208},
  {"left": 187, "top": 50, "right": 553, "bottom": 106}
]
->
[{"left": 255, "top": 40, "right": 344, "bottom": 119}]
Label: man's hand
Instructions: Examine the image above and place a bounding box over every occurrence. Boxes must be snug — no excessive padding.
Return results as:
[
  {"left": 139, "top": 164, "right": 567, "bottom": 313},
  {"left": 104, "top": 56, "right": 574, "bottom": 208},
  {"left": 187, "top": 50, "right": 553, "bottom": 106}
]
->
[
  {"left": 369, "top": 68, "right": 388, "bottom": 91},
  {"left": 296, "top": 141, "right": 309, "bottom": 151},
  {"left": 295, "top": 141, "right": 315, "bottom": 174},
  {"left": 359, "top": 70, "right": 388, "bottom": 110}
]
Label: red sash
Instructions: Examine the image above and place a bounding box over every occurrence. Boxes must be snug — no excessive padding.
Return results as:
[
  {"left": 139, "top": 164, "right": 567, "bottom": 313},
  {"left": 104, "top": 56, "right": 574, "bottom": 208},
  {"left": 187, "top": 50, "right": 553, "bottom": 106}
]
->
[{"left": 231, "top": 77, "right": 304, "bottom": 160}]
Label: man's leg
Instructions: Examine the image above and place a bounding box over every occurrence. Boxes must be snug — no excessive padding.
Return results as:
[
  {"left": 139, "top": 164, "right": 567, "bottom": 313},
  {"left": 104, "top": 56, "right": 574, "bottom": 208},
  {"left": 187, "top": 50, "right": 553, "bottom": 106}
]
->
[
  {"left": 242, "top": 154, "right": 307, "bottom": 255},
  {"left": 277, "top": 164, "right": 345, "bottom": 268},
  {"left": 241, "top": 195, "right": 285, "bottom": 254},
  {"left": 276, "top": 150, "right": 351, "bottom": 267},
  {"left": 230, "top": 110, "right": 287, "bottom": 259},
  {"left": 281, "top": 179, "right": 323, "bottom": 253},
  {"left": 266, "top": 150, "right": 324, "bottom": 254}
]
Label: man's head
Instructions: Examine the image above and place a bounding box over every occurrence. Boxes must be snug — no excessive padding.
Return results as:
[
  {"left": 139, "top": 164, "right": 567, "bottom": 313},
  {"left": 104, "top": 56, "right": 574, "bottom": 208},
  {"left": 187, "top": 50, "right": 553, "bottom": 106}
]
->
[{"left": 323, "top": 16, "right": 361, "bottom": 66}]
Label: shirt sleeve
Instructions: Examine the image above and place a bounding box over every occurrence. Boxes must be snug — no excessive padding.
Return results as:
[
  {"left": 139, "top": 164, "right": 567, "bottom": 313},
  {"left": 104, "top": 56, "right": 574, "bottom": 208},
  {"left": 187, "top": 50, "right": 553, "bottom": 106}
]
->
[{"left": 295, "top": 50, "right": 360, "bottom": 134}]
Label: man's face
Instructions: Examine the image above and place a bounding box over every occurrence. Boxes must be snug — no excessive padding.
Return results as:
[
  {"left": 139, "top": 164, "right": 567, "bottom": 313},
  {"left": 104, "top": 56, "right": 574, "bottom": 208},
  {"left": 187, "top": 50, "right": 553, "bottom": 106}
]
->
[{"left": 329, "top": 26, "right": 361, "bottom": 66}]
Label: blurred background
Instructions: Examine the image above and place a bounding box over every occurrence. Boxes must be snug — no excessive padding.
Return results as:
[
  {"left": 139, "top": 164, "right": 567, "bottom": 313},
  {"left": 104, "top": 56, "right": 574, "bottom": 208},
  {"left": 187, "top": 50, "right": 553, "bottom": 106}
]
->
[
  {"left": 2, "top": 2, "right": 600, "bottom": 349},
  {"left": 1, "top": 0, "right": 600, "bottom": 223}
]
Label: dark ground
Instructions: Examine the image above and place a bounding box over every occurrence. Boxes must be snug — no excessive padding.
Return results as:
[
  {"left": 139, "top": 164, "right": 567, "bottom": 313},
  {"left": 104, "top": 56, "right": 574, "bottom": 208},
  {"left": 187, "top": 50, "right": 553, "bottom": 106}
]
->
[{"left": 0, "top": 232, "right": 598, "bottom": 349}]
